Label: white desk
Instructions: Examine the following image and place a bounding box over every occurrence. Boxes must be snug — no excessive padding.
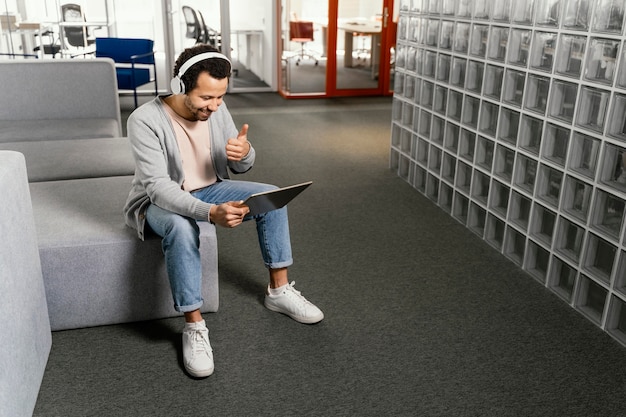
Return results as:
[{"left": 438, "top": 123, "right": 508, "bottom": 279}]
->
[
  {"left": 337, "top": 19, "right": 382, "bottom": 68},
  {"left": 1, "top": 24, "right": 45, "bottom": 58},
  {"left": 56, "top": 21, "right": 108, "bottom": 53}
]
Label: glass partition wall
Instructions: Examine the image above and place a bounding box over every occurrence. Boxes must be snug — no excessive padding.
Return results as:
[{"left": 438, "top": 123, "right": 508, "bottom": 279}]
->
[
  {"left": 1, "top": 0, "right": 275, "bottom": 95},
  {"left": 279, "top": 0, "right": 396, "bottom": 97},
  {"left": 2, "top": 0, "right": 395, "bottom": 98},
  {"left": 391, "top": 0, "right": 626, "bottom": 346}
]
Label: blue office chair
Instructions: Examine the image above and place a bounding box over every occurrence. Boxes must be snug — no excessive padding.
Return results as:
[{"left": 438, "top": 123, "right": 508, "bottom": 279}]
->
[{"left": 95, "top": 37, "right": 158, "bottom": 108}]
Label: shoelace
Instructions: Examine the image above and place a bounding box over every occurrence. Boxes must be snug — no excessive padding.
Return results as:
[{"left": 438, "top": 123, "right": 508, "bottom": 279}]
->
[
  {"left": 190, "top": 329, "right": 211, "bottom": 358},
  {"left": 284, "top": 281, "right": 312, "bottom": 307}
]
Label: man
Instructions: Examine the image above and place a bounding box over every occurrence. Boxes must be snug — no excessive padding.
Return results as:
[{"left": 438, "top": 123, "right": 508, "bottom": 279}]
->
[{"left": 123, "top": 44, "right": 323, "bottom": 378}]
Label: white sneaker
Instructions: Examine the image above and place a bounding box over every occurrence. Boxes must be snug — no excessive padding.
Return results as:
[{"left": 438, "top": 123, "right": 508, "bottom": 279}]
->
[
  {"left": 182, "top": 320, "right": 214, "bottom": 378},
  {"left": 264, "top": 281, "right": 324, "bottom": 324}
]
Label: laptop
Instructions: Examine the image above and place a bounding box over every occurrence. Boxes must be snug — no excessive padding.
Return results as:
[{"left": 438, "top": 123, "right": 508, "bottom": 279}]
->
[{"left": 242, "top": 181, "right": 313, "bottom": 216}]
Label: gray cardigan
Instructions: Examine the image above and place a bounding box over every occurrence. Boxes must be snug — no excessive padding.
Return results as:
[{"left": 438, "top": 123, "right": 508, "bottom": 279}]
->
[{"left": 123, "top": 96, "right": 255, "bottom": 240}]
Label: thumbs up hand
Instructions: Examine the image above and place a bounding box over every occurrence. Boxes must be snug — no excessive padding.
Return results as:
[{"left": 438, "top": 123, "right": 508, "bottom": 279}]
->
[{"left": 226, "top": 124, "right": 251, "bottom": 161}]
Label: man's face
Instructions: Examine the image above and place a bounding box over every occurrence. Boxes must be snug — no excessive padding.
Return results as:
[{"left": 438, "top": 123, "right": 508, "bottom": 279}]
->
[{"left": 183, "top": 72, "right": 228, "bottom": 121}]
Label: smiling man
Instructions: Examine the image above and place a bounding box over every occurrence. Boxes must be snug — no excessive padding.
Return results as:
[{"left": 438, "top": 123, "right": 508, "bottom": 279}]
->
[{"left": 123, "top": 44, "right": 324, "bottom": 378}]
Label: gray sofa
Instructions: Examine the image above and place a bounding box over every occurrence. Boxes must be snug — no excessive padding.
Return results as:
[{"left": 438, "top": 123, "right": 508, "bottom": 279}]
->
[
  {"left": 0, "top": 151, "right": 51, "bottom": 417},
  {"left": 0, "top": 59, "right": 122, "bottom": 142},
  {"left": 0, "top": 59, "right": 219, "bottom": 333}
]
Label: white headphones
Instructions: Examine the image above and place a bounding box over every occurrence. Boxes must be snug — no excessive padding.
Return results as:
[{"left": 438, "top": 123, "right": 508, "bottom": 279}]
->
[{"left": 169, "top": 52, "right": 232, "bottom": 94}]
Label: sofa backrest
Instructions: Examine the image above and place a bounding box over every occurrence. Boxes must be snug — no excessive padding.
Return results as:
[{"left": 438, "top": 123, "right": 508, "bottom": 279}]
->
[{"left": 0, "top": 58, "right": 122, "bottom": 127}]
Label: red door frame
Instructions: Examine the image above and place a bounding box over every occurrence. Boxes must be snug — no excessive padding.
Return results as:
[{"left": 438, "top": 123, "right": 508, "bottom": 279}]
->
[{"left": 278, "top": 0, "right": 395, "bottom": 99}]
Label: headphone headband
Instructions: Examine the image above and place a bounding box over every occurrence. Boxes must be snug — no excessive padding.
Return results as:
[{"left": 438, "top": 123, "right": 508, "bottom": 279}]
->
[{"left": 170, "top": 52, "right": 231, "bottom": 94}]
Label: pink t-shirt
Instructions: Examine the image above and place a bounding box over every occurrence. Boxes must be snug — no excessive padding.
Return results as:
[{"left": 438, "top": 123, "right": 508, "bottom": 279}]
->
[{"left": 163, "top": 102, "right": 218, "bottom": 192}]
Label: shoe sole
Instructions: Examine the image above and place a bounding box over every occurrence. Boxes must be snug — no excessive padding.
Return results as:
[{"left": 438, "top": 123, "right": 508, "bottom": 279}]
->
[
  {"left": 185, "top": 365, "right": 214, "bottom": 378},
  {"left": 264, "top": 300, "right": 324, "bottom": 324}
]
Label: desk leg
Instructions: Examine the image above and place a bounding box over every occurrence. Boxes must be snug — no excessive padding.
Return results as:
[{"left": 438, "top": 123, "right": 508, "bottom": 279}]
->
[{"left": 344, "top": 31, "right": 353, "bottom": 67}]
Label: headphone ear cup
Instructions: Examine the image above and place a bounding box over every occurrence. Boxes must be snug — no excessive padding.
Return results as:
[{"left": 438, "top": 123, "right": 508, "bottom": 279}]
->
[{"left": 170, "top": 76, "right": 184, "bottom": 94}]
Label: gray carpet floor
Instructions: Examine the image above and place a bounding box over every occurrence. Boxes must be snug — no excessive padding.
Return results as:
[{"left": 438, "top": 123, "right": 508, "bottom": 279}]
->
[{"left": 34, "top": 94, "right": 626, "bottom": 416}]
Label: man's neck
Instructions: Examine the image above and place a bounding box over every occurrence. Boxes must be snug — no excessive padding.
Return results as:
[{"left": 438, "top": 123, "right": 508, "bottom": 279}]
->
[{"left": 163, "top": 95, "right": 195, "bottom": 121}]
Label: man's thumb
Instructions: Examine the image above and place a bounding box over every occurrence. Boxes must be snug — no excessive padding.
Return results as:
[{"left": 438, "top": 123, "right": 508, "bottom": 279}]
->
[{"left": 238, "top": 124, "right": 249, "bottom": 139}]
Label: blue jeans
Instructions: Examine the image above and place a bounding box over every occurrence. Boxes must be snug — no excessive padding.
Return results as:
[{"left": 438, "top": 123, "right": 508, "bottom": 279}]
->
[{"left": 146, "top": 180, "right": 293, "bottom": 312}]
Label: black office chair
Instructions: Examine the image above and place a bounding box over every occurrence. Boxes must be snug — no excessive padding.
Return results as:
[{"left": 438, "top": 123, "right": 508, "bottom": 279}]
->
[
  {"left": 197, "top": 9, "right": 221, "bottom": 50},
  {"left": 34, "top": 30, "right": 61, "bottom": 58},
  {"left": 182, "top": 5, "right": 203, "bottom": 44},
  {"left": 61, "top": 3, "right": 97, "bottom": 54}
]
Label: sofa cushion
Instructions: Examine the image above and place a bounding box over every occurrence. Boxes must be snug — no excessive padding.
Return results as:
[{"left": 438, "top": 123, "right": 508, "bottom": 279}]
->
[
  {"left": 0, "top": 118, "right": 121, "bottom": 143},
  {"left": 0, "top": 137, "right": 135, "bottom": 182},
  {"left": 0, "top": 151, "right": 51, "bottom": 417},
  {"left": 29, "top": 176, "right": 219, "bottom": 331}
]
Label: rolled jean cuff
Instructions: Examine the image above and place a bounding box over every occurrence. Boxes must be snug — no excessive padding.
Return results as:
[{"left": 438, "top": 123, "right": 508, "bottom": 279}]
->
[
  {"left": 266, "top": 259, "right": 293, "bottom": 270},
  {"left": 175, "top": 299, "right": 204, "bottom": 313}
]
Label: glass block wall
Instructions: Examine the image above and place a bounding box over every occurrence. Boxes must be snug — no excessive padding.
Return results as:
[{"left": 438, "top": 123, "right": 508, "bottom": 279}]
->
[{"left": 390, "top": 0, "right": 626, "bottom": 345}]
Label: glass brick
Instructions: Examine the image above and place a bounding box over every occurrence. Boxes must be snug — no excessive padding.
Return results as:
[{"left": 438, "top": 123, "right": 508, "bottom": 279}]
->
[
  {"left": 483, "top": 64, "right": 504, "bottom": 100},
  {"left": 503, "top": 69, "right": 526, "bottom": 107},
  {"left": 568, "top": 133, "right": 600, "bottom": 180},
  {"left": 490, "top": 179, "right": 511, "bottom": 218},
  {"left": 476, "top": 135, "right": 495, "bottom": 172},
  {"left": 562, "top": 175, "right": 593, "bottom": 222},
  {"left": 529, "top": 31, "right": 557, "bottom": 72},
  {"left": 519, "top": 114, "right": 543, "bottom": 155},
  {"left": 445, "top": 121, "right": 460, "bottom": 152},
  {"left": 447, "top": 90, "right": 463, "bottom": 121},
  {"left": 548, "top": 80, "right": 578, "bottom": 123},
  {"left": 479, "top": 101, "right": 499, "bottom": 137},
  {"left": 591, "top": 190, "right": 625, "bottom": 242},
  {"left": 535, "top": 0, "right": 561, "bottom": 27},
  {"left": 530, "top": 203, "right": 556, "bottom": 246},
  {"left": 583, "top": 234, "right": 617, "bottom": 284},
  {"left": 576, "top": 86, "right": 610, "bottom": 134},
  {"left": 487, "top": 26, "right": 509, "bottom": 62},
  {"left": 450, "top": 57, "right": 467, "bottom": 88},
  {"left": 514, "top": 154, "right": 538, "bottom": 194},
  {"left": 536, "top": 164, "right": 563, "bottom": 208},
  {"left": 466, "top": 60, "right": 484, "bottom": 93},
  {"left": 456, "top": 160, "right": 473, "bottom": 194},
  {"left": 524, "top": 74, "right": 550, "bottom": 115},
  {"left": 607, "top": 93, "right": 626, "bottom": 141},
  {"left": 555, "top": 34, "right": 586, "bottom": 78},
  {"left": 576, "top": 274, "right": 608, "bottom": 325},
  {"left": 526, "top": 240, "right": 550, "bottom": 283},
  {"left": 542, "top": 124, "right": 570, "bottom": 167},
  {"left": 591, "top": 0, "right": 625, "bottom": 33},
  {"left": 549, "top": 256, "right": 577, "bottom": 302},
  {"left": 469, "top": 24, "right": 489, "bottom": 57},
  {"left": 555, "top": 216, "right": 585, "bottom": 263},
  {"left": 459, "top": 128, "right": 476, "bottom": 162},
  {"left": 563, "top": 0, "right": 592, "bottom": 30},
  {"left": 584, "top": 38, "right": 620, "bottom": 85},
  {"left": 507, "top": 29, "right": 532, "bottom": 67},
  {"left": 509, "top": 190, "right": 532, "bottom": 231},
  {"left": 453, "top": 22, "right": 471, "bottom": 53},
  {"left": 497, "top": 108, "right": 520, "bottom": 146}
]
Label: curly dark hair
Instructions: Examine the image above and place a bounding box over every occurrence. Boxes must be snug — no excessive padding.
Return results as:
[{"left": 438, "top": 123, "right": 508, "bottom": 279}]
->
[{"left": 173, "top": 44, "right": 232, "bottom": 93}]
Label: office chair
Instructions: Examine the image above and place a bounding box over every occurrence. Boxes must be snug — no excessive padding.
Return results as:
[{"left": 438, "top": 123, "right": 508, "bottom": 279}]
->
[
  {"left": 182, "top": 5, "right": 204, "bottom": 44},
  {"left": 197, "top": 9, "right": 221, "bottom": 50},
  {"left": 33, "top": 30, "right": 61, "bottom": 58},
  {"left": 61, "top": 3, "right": 97, "bottom": 53},
  {"left": 95, "top": 37, "right": 158, "bottom": 108},
  {"left": 351, "top": 32, "right": 371, "bottom": 65},
  {"left": 288, "top": 21, "right": 318, "bottom": 66}
]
